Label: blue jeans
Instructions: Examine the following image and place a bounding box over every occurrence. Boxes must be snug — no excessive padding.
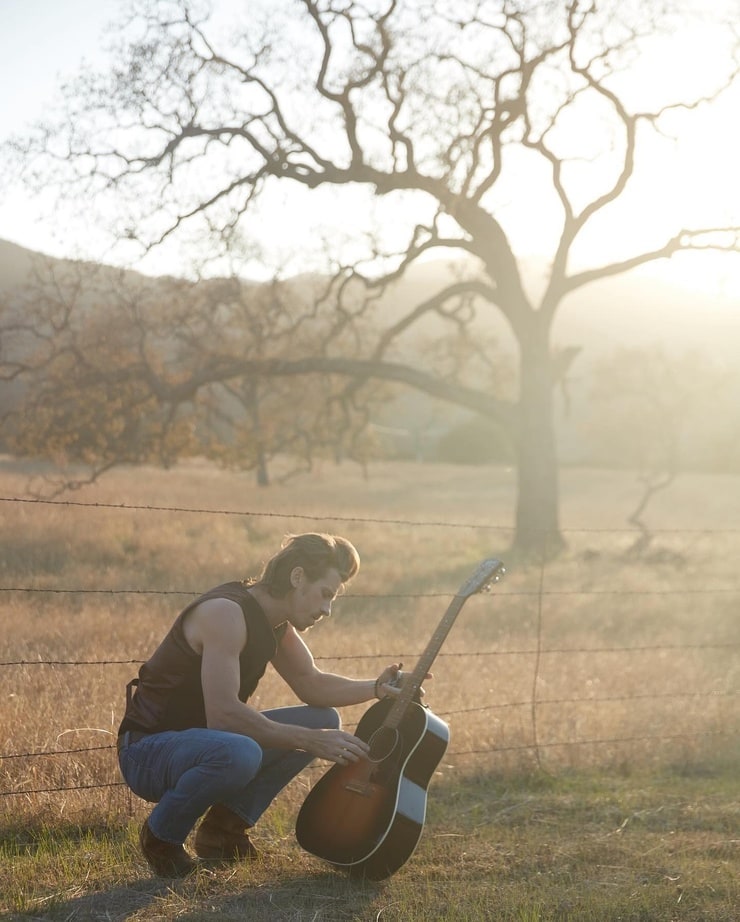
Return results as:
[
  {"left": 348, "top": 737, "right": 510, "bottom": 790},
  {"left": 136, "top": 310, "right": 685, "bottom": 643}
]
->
[{"left": 118, "top": 705, "right": 340, "bottom": 844}]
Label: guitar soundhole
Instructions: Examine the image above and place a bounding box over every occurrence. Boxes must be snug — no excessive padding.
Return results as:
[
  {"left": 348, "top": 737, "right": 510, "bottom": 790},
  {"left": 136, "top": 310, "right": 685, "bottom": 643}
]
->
[{"left": 367, "top": 727, "right": 399, "bottom": 762}]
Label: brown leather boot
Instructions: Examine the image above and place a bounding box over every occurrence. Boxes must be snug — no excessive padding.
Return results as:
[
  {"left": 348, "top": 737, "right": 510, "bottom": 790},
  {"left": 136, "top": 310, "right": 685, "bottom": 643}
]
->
[
  {"left": 194, "top": 804, "right": 258, "bottom": 862},
  {"left": 139, "top": 820, "right": 199, "bottom": 877}
]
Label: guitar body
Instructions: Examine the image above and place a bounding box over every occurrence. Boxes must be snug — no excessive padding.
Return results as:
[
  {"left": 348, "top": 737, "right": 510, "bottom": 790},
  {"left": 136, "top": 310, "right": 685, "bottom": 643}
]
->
[{"left": 296, "top": 696, "right": 449, "bottom": 880}]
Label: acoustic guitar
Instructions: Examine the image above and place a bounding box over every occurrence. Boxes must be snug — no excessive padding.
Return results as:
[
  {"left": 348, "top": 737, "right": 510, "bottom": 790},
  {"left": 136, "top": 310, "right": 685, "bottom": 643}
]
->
[{"left": 295, "top": 557, "right": 505, "bottom": 880}]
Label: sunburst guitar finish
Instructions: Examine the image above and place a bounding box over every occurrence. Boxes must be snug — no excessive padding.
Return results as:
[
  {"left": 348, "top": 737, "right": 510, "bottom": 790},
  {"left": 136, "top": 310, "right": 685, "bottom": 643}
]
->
[
  {"left": 296, "top": 557, "right": 505, "bottom": 880},
  {"left": 296, "top": 696, "right": 449, "bottom": 879}
]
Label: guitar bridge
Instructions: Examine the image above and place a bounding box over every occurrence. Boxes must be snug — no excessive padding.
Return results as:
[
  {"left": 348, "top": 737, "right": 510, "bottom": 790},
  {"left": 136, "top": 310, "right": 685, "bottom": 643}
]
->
[{"left": 344, "top": 780, "right": 374, "bottom": 796}]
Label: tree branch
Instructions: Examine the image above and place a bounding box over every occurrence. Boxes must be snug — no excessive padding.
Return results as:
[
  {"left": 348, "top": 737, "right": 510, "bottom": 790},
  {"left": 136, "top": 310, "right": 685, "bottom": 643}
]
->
[{"left": 563, "top": 227, "right": 740, "bottom": 293}]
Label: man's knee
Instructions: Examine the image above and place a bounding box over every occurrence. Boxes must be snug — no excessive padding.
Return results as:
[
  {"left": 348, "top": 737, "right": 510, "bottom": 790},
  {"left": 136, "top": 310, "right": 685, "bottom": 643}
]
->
[
  {"left": 314, "top": 706, "right": 341, "bottom": 731},
  {"left": 214, "top": 735, "right": 263, "bottom": 783}
]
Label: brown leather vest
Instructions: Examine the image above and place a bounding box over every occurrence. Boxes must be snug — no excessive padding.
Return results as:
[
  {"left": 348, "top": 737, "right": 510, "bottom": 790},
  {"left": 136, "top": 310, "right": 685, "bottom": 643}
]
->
[{"left": 119, "top": 582, "right": 280, "bottom": 735}]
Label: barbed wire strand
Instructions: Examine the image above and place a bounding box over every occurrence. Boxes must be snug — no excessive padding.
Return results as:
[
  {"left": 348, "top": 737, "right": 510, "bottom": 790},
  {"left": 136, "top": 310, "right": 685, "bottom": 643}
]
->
[
  {"left": 3, "top": 727, "right": 738, "bottom": 799},
  {"left": 4, "top": 494, "right": 740, "bottom": 534},
  {"left": 0, "top": 495, "right": 507, "bottom": 532},
  {"left": 2, "top": 641, "right": 737, "bottom": 670},
  {"left": 4, "top": 585, "right": 740, "bottom": 599},
  {"left": 3, "top": 690, "right": 737, "bottom": 763}
]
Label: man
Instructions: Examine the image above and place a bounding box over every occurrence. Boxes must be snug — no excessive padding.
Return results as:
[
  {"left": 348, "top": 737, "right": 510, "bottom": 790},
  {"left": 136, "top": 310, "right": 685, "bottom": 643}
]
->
[{"left": 117, "top": 532, "right": 405, "bottom": 877}]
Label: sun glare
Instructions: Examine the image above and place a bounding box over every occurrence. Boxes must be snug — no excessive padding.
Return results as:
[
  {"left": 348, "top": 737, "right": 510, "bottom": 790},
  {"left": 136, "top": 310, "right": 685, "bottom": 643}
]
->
[{"left": 1, "top": 1, "right": 738, "bottom": 295}]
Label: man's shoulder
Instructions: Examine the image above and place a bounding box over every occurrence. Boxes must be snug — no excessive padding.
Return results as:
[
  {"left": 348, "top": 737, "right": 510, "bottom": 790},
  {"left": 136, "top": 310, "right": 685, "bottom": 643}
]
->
[
  {"left": 197, "top": 581, "right": 251, "bottom": 602},
  {"left": 188, "top": 583, "right": 260, "bottom": 619},
  {"left": 186, "top": 596, "right": 247, "bottom": 654}
]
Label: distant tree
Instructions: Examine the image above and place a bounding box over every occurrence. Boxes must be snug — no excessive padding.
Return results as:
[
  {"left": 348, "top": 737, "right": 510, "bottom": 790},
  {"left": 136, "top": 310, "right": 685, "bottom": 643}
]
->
[
  {"left": 0, "top": 261, "right": 384, "bottom": 491},
  {"left": 153, "top": 270, "right": 389, "bottom": 484},
  {"left": 1, "top": 262, "right": 198, "bottom": 489},
  {"left": 585, "top": 346, "right": 720, "bottom": 554},
  {"left": 9, "top": 0, "right": 740, "bottom": 551}
]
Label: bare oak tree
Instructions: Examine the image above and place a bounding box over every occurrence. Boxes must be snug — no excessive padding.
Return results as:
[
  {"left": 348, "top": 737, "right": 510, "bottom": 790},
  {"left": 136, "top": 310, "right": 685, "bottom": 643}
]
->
[{"left": 11, "top": 0, "right": 740, "bottom": 551}]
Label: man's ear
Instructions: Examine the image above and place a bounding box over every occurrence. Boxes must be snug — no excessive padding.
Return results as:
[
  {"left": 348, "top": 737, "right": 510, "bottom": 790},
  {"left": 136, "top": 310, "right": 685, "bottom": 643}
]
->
[{"left": 290, "top": 566, "right": 304, "bottom": 589}]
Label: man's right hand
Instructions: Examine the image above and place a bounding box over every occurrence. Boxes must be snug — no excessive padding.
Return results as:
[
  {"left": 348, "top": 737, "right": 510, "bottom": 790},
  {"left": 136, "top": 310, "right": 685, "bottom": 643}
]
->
[{"left": 308, "top": 729, "right": 370, "bottom": 765}]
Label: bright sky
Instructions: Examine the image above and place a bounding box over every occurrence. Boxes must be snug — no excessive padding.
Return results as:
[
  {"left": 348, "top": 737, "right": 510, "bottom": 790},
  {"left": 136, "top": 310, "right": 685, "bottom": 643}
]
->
[
  {"left": 1, "top": 0, "right": 739, "bottom": 296},
  {"left": 0, "top": 0, "right": 123, "bottom": 256}
]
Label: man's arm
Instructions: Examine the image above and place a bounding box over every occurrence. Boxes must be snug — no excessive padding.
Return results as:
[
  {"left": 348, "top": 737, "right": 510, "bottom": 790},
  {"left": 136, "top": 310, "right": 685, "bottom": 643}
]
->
[
  {"left": 192, "top": 599, "right": 369, "bottom": 763},
  {"left": 272, "top": 624, "right": 403, "bottom": 706}
]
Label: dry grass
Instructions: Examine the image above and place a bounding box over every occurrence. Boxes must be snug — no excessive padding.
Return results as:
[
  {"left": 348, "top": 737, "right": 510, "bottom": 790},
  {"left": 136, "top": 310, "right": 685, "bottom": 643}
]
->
[{"left": 0, "top": 456, "right": 738, "bottom": 918}]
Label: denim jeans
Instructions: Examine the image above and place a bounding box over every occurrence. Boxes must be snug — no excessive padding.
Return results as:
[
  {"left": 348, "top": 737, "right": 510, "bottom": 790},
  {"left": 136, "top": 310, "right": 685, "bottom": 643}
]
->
[{"left": 118, "top": 705, "right": 340, "bottom": 844}]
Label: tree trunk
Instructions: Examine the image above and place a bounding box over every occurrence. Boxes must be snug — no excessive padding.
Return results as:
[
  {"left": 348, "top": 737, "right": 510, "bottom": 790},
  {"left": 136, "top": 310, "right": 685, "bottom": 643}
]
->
[
  {"left": 513, "top": 325, "right": 564, "bottom": 557},
  {"left": 245, "top": 380, "right": 270, "bottom": 488}
]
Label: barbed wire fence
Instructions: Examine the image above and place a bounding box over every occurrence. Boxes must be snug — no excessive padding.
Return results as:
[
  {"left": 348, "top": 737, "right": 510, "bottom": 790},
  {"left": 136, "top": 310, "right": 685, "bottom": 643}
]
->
[{"left": 1, "top": 493, "right": 738, "bottom": 810}]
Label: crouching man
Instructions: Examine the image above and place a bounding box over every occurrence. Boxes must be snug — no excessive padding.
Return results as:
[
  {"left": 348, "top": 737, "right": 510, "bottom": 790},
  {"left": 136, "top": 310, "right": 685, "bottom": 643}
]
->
[{"left": 117, "top": 533, "right": 403, "bottom": 876}]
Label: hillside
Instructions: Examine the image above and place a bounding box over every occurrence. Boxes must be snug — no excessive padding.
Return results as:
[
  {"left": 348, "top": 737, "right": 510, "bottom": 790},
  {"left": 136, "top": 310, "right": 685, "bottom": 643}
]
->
[
  {"left": 0, "top": 239, "right": 36, "bottom": 287},
  {"left": 2, "top": 238, "right": 739, "bottom": 469},
  {"left": 3, "top": 237, "right": 738, "bottom": 359}
]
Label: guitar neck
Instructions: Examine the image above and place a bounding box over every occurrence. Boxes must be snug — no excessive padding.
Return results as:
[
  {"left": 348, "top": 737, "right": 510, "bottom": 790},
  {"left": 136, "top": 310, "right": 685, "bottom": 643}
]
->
[
  {"left": 379, "top": 558, "right": 504, "bottom": 731},
  {"left": 383, "top": 595, "right": 467, "bottom": 730}
]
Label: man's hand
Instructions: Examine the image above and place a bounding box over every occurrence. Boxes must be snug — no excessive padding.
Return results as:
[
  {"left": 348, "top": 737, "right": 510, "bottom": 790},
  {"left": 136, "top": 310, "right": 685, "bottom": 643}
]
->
[
  {"left": 375, "top": 662, "right": 403, "bottom": 698},
  {"left": 375, "top": 663, "right": 432, "bottom": 699},
  {"left": 308, "top": 728, "right": 370, "bottom": 765}
]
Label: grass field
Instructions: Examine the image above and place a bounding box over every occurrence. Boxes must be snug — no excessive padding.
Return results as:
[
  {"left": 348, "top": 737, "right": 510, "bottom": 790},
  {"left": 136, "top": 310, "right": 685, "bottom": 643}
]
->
[{"left": 0, "top": 457, "right": 738, "bottom": 920}]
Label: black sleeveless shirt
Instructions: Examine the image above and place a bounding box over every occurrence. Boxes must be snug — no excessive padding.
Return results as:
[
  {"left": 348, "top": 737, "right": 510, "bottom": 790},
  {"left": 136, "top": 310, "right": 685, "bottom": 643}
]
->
[{"left": 119, "top": 581, "right": 282, "bottom": 735}]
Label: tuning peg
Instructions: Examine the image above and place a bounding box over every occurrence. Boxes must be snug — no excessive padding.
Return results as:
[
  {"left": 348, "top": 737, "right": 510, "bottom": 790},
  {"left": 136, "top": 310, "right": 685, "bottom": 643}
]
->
[{"left": 485, "top": 571, "right": 504, "bottom": 591}]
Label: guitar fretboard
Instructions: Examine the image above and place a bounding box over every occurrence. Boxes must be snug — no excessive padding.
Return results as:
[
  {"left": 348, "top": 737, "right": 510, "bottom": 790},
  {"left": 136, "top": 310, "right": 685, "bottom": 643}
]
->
[
  {"left": 379, "top": 558, "right": 504, "bottom": 731},
  {"left": 383, "top": 596, "right": 466, "bottom": 730}
]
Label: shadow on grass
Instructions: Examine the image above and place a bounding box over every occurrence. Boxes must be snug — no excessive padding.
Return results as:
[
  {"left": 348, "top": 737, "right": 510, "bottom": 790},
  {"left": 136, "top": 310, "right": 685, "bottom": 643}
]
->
[
  {"left": 0, "top": 821, "right": 383, "bottom": 922},
  {"left": 0, "top": 865, "right": 381, "bottom": 922},
  {"left": 0, "top": 878, "right": 173, "bottom": 921}
]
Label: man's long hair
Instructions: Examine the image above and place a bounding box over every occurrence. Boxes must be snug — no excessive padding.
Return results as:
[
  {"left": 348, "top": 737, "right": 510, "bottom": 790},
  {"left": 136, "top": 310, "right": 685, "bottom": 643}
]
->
[{"left": 255, "top": 533, "right": 360, "bottom": 598}]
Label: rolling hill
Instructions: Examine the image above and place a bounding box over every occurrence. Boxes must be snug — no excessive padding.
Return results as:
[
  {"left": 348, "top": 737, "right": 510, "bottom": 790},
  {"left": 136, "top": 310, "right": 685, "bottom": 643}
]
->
[{"left": 2, "top": 237, "right": 739, "bottom": 469}]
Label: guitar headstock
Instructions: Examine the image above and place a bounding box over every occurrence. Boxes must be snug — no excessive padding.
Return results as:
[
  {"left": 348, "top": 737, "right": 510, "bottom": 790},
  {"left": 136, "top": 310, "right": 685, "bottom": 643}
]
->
[{"left": 457, "top": 558, "right": 505, "bottom": 598}]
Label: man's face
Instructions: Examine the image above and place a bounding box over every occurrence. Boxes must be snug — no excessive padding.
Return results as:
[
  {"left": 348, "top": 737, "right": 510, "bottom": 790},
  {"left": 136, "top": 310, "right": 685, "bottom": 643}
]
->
[{"left": 289, "top": 566, "right": 343, "bottom": 632}]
